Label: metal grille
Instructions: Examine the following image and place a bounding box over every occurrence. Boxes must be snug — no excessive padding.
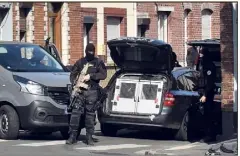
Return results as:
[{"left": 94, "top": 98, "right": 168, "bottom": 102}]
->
[
  {"left": 119, "top": 83, "right": 136, "bottom": 99},
  {"left": 47, "top": 87, "right": 70, "bottom": 105},
  {"left": 140, "top": 84, "right": 158, "bottom": 100}
]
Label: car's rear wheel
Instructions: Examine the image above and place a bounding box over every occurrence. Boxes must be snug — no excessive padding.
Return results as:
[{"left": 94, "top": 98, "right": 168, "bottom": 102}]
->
[
  {"left": 175, "top": 111, "right": 195, "bottom": 141},
  {"left": 100, "top": 123, "right": 118, "bottom": 137},
  {"left": 0, "top": 105, "right": 20, "bottom": 140}
]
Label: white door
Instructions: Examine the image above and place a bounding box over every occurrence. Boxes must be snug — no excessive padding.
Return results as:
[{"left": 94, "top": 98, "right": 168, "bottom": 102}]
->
[
  {"left": 111, "top": 79, "right": 139, "bottom": 113},
  {"left": 106, "top": 17, "right": 120, "bottom": 63},
  {"left": 136, "top": 81, "right": 164, "bottom": 115}
]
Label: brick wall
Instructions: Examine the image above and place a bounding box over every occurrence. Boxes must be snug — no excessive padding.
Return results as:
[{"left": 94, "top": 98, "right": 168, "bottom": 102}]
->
[
  {"left": 104, "top": 7, "right": 127, "bottom": 61},
  {"left": 187, "top": 3, "right": 202, "bottom": 41},
  {"left": 12, "top": 3, "right": 18, "bottom": 41},
  {"left": 137, "top": 3, "right": 185, "bottom": 62},
  {"left": 81, "top": 8, "right": 97, "bottom": 47},
  {"left": 33, "top": 3, "right": 45, "bottom": 46},
  {"left": 137, "top": 3, "right": 158, "bottom": 39},
  {"left": 211, "top": 3, "right": 220, "bottom": 39},
  {"left": 68, "top": 3, "right": 82, "bottom": 64},
  {"left": 220, "top": 2, "right": 234, "bottom": 110},
  {"left": 137, "top": 2, "right": 220, "bottom": 63}
]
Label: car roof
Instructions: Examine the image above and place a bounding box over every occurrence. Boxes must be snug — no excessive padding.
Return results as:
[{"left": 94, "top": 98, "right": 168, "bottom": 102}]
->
[
  {"left": 0, "top": 41, "right": 38, "bottom": 46},
  {"left": 107, "top": 37, "right": 170, "bottom": 46},
  {"left": 187, "top": 38, "right": 220, "bottom": 46},
  {"left": 172, "top": 67, "right": 197, "bottom": 78}
]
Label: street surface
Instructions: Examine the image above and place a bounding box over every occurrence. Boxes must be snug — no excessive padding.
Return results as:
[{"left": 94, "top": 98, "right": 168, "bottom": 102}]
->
[{"left": 0, "top": 123, "right": 212, "bottom": 156}]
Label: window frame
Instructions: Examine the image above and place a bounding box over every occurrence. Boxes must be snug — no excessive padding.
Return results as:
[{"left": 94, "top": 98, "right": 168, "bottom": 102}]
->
[
  {"left": 158, "top": 12, "right": 168, "bottom": 42},
  {"left": 201, "top": 9, "right": 212, "bottom": 40}
]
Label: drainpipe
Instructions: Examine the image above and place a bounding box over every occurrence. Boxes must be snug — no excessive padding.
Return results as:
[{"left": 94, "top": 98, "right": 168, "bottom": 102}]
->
[
  {"left": 232, "top": 2, "right": 237, "bottom": 133},
  {"left": 182, "top": 3, "right": 186, "bottom": 67}
]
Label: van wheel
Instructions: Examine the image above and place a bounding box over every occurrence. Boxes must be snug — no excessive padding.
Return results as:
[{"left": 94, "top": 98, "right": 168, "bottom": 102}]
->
[
  {"left": 0, "top": 105, "right": 19, "bottom": 140},
  {"left": 100, "top": 123, "right": 118, "bottom": 137},
  {"left": 175, "top": 111, "right": 195, "bottom": 141}
]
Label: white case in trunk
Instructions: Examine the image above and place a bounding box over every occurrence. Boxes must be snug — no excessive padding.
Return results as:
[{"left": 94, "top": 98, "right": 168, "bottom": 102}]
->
[{"left": 111, "top": 77, "right": 164, "bottom": 115}]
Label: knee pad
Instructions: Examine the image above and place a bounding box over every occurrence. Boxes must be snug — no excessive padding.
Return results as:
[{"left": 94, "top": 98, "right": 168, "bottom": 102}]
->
[{"left": 69, "top": 107, "right": 84, "bottom": 129}]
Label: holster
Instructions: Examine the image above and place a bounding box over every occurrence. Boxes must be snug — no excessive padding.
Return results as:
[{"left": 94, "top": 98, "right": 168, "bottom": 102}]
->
[{"left": 90, "top": 86, "right": 107, "bottom": 112}]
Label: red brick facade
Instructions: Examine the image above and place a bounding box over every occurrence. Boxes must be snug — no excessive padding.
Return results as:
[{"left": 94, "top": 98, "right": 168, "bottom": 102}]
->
[
  {"left": 137, "top": 2, "right": 220, "bottom": 63},
  {"left": 81, "top": 8, "right": 97, "bottom": 46},
  {"left": 103, "top": 8, "right": 127, "bottom": 62},
  {"left": 220, "top": 3, "right": 234, "bottom": 110},
  {"left": 33, "top": 3, "right": 45, "bottom": 46},
  {"left": 68, "top": 3, "right": 82, "bottom": 64},
  {"left": 12, "top": 3, "right": 18, "bottom": 41}
]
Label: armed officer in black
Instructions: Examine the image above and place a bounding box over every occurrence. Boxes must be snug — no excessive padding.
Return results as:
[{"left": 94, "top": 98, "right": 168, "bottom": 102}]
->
[
  {"left": 66, "top": 43, "right": 107, "bottom": 145},
  {"left": 197, "top": 47, "right": 217, "bottom": 142}
]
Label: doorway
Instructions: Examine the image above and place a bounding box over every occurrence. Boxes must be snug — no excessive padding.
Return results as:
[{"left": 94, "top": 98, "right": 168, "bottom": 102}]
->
[{"left": 48, "top": 2, "right": 63, "bottom": 57}]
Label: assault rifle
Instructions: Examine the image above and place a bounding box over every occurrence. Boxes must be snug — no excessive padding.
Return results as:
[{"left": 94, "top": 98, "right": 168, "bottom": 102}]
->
[{"left": 67, "top": 63, "right": 91, "bottom": 112}]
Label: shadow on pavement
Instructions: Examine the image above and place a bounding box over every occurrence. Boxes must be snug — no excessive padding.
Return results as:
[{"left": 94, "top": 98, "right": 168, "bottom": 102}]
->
[{"left": 94, "top": 128, "right": 180, "bottom": 141}]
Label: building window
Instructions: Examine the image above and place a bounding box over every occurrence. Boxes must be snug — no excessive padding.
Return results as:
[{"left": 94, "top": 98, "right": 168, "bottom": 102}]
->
[
  {"left": 201, "top": 9, "right": 212, "bottom": 39},
  {"left": 137, "top": 25, "right": 147, "bottom": 37},
  {"left": 106, "top": 16, "right": 120, "bottom": 63},
  {"left": 19, "top": 8, "right": 30, "bottom": 42},
  {"left": 158, "top": 12, "right": 168, "bottom": 42},
  {"left": 48, "top": 3, "right": 62, "bottom": 54}
]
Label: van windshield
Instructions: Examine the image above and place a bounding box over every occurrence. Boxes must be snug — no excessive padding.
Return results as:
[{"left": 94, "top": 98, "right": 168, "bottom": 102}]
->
[{"left": 0, "top": 44, "right": 65, "bottom": 72}]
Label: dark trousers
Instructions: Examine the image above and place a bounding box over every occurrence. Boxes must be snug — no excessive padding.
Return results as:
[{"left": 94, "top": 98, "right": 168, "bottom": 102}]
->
[
  {"left": 203, "top": 91, "right": 216, "bottom": 137},
  {"left": 69, "top": 89, "right": 98, "bottom": 136}
]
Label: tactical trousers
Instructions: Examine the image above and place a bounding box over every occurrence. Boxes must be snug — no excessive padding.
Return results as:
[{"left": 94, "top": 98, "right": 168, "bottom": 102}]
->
[
  {"left": 203, "top": 91, "right": 216, "bottom": 137},
  {"left": 69, "top": 89, "right": 98, "bottom": 136}
]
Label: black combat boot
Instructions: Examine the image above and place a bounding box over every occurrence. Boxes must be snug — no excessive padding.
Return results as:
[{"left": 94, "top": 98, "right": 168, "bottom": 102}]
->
[
  {"left": 86, "top": 133, "right": 94, "bottom": 146},
  {"left": 66, "top": 130, "right": 78, "bottom": 145}
]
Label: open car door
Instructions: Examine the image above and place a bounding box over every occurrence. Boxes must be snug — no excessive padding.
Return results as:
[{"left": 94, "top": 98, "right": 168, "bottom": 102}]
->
[
  {"left": 43, "top": 37, "right": 73, "bottom": 71},
  {"left": 187, "top": 39, "right": 222, "bottom": 136}
]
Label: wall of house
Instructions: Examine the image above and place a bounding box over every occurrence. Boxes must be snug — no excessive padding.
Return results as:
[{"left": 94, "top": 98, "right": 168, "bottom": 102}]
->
[
  {"left": 219, "top": 2, "right": 237, "bottom": 139},
  {"left": 137, "top": 2, "right": 220, "bottom": 66},
  {"left": 80, "top": 3, "right": 137, "bottom": 57},
  {"left": 0, "top": 3, "right": 13, "bottom": 41}
]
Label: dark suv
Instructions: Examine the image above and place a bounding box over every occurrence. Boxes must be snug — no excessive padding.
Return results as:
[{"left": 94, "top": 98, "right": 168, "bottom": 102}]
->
[{"left": 97, "top": 37, "right": 221, "bottom": 141}]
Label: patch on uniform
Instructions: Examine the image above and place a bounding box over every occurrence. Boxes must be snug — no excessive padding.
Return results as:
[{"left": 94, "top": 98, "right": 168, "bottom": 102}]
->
[{"left": 207, "top": 70, "right": 212, "bottom": 75}]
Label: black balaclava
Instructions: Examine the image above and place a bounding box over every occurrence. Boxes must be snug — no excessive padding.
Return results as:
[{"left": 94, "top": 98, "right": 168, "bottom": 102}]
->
[
  {"left": 199, "top": 47, "right": 211, "bottom": 66},
  {"left": 85, "top": 43, "right": 95, "bottom": 61}
]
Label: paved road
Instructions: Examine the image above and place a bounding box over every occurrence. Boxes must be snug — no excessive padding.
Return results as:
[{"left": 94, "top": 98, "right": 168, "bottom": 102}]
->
[{"left": 0, "top": 124, "right": 212, "bottom": 156}]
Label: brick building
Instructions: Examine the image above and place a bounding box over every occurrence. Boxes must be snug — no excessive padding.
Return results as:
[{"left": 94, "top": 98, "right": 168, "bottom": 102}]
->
[
  {"left": 219, "top": 2, "right": 237, "bottom": 137},
  {"left": 0, "top": 2, "right": 237, "bottom": 138},
  {"left": 137, "top": 2, "right": 220, "bottom": 66}
]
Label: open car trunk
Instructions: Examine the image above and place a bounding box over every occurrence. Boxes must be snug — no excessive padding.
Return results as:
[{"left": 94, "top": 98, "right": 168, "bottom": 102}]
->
[
  {"left": 104, "top": 37, "right": 172, "bottom": 115},
  {"left": 104, "top": 73, "right": 169, "bottom": 115},
  {"left": 107, "top": 37, "right": 173, "bottom": 73}
]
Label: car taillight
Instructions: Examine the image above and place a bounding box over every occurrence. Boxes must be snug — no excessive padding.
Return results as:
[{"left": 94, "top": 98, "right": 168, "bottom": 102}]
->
[
  {"left": 154, "top": 98, "right": 158, "bottom": 104},
  {"left": 164, "top": 92, "right": 175, "bottom": 107},
  {"left": 117, "top": 95, "right": 120, "bottom": 101}
]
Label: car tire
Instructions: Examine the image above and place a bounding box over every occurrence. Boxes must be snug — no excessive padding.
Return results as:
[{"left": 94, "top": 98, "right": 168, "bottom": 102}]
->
[
  {"left": 100, "top": 123, "right": 118, "bottom": 137},
  {"left": 0, "top": 105, "right": 20, "bottom": 140},
  {"left": 175, "top": 111, "right": 195, "bottom": 141}
]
